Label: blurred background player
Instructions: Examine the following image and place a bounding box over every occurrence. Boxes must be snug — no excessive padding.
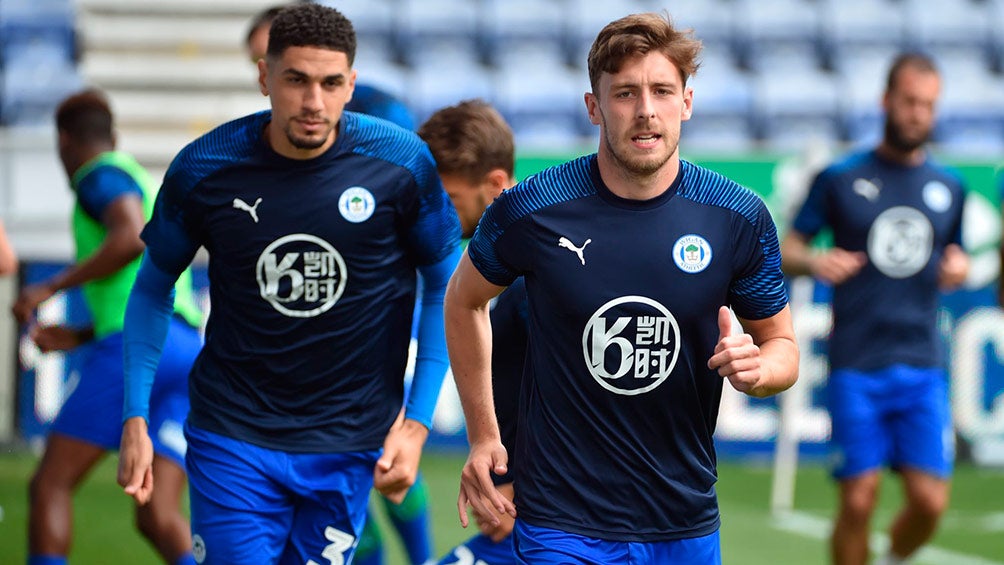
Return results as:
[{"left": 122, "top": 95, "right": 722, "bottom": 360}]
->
[
  {"left": 446, "top": 12, "right": 798, "bottom": 564},
  {"left": 249, "top": 5, "right": 435, "bottom": 565},
  {"left": 12, "top": 89, "right": 203, "bottom": 565},
  {"left": 118, "top": 5, "right": 460, "bottom": 564},
  {"left": 0, "top": 219, "right": 16, "bottom": 275},
  {"left": 781, "top": 52, "right": 968, "bottom": 565},
  {"left": 417, "top": 99, "right": 524, "bottom": 565}
]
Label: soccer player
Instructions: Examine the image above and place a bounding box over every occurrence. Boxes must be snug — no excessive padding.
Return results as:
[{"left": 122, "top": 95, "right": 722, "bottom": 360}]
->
[
  {"left": 117, "top": 4, "right": 461, "bottom": 564},
  {"left": 418, "top": 99, "right": 525, "bottom": 565},
  {"left": 0, "top": 219, "right": 16, "bottom": 275},
  {"left": 781, "top": 52, "right": 968, "bottom": 565},
  {"left": 12, "top": 89, "right": 203, "bottom": 565},
  {"left": 246, "top": 3, "right": 415, "bottom": 130},
  {"left": 445, "top": 12, "right": 798, "bottom": 564},
  {"left": 247, "top": 6, "right": 437, "bottom": 565}
]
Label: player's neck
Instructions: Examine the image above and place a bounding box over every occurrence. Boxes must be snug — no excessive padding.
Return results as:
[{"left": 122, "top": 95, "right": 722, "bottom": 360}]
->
[
  {"left": 597, "top": 149, "right": 680, "bottom": 201},
  {"left": 875, "top": 141, "right": 926, "bottom": 167}
]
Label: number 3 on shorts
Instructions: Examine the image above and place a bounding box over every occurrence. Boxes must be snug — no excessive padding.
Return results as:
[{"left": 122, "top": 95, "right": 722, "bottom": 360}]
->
[{"left": 307, "top": 526, "right": 355, "bottom": 565}]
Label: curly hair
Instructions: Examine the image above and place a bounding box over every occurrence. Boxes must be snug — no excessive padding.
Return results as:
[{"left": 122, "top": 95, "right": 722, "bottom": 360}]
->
[
  {"left": 418, "top": 99, "right": 515, "bottom": 184},
  {"left": 267, "top": 3, "right": 356, "bottom": 65},
  {"left": 55, "top": 88, "right": 114, "bottom": 144},
  {"left": 587, "top": 12, "right": 702, "bottom": 93}
]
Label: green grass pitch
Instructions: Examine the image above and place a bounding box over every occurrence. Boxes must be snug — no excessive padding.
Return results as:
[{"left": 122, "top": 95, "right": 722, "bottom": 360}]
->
[{"left": 0, "top": 449, "right": 1001, "bottom": 564}]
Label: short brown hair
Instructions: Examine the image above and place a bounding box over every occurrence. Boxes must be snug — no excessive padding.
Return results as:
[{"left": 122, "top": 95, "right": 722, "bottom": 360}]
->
[
  {"left": 587, "top": 12, "right": 702, "bottom": 93},
  {"left": 417, "top": 99, "right": 515, "bottom": 184},
  {"left": 885, "top": 52, "right": 939, "bottom": 93},
  {"left": 55, "top": 89, "right": 114, "bottom": 144}
]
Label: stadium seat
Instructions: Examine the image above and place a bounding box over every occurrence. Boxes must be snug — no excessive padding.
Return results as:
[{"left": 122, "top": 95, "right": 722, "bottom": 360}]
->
[
  {"left": 407, "top": 56, "right": 496, "bottom": 125},
  {"left": 734, "top": 0, "right": 825, "bottom": 71},
  {"left": 820, "top": 0, "right": 908, "bottom": 51},
  {"left": 687, "top": 45, "right": 756, "bottom": 151},
  {"left": 752, "top": 66, "right": 842, "bottom": 151},
  {"left": 902, "top": 0, "right": 992, "bottom": 52},
  {"left": 478, "top": 0, "right": 570, "bottom": 68},
  {"left": 495, "top": 46, "right": 587, "bottom": 143},
  {"left": 1, "top": 60, "right": 82, "bottom": 125},
  {"left": 393, "top": 0, "right": 481, "bottom": 67}
]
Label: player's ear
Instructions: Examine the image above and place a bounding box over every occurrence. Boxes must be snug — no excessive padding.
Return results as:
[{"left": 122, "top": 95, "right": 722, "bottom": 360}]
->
[
  {"left": 585, "top": 92, "right": 601, "bottom": 125},
  {"left": 345, "top": 68, "right": 357, "bottom": 104},
  {"left": 485, "top": 169, "right": 510, "bottom": 198},
  {"left": 681, "top": 86, "right": 694, "bottom": 122},
  {"left": 258, "top": 58, "right": 269, "bottom": 96}
]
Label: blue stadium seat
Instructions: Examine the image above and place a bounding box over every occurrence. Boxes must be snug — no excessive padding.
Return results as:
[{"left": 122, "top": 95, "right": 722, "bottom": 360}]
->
[
  {"left": 0, "top": 0, "right": 77, "bottom": 124},
  {"left": 734, "top": 0, "right": 825, "bottom": 71},
  {"left": 1, "top": 59, "right": 82, "bottom": 125},
  {"left": 393, "top": 0, "right": 482, "bottom": 67},
  {"left": 752, "top": 65, "right": 843, "bottom": 151},
  {"left": 495, "top": 46, "right": 587, "bottom": 142},
  {"left": 687, "top": 45, "right": 756, "bottom": 150},
  {"left": 479, "top": 0, "right": 570, "bottom": 68},
  {"left": 820, "top": 0, "right": 908, "bottom": 52},
  {"left": 903, "top": 0, "right": 993, "bottom": 52}
]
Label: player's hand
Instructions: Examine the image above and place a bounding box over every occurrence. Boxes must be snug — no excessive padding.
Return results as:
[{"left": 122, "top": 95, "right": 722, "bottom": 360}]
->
[
  {"left": 374, "top": 414, "right": 428, "bottom": 504},
  {"left": 708, "top": 306, "right": 763, "bottom": 395},
  {"left": 118, "top": 416, "right": 155, "bottom": 505},
  {"left": 471, "top": 482, "right": 515, "bottom": 542},
  {"left": 809, "top": 248, "right": 867, "bottom": 285},
  {"left": 458, "top": 438, "right": 515, "bottom": 529},
  {"left": 30, "top": 325, "right": 89, "bottom": 353},
  {"left": 938, "top": 243, "right": 968, "bottom": 290},
  {"left": 12, "top": 282, "right": 55, "bottom": 324}
]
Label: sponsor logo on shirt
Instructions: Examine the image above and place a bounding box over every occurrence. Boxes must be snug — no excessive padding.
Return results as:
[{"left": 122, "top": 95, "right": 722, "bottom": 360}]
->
[
  {"left": 867, "top": 206, "right": 933, "bottom": 278},
  {"left": 582, "top": 295, "right": 680, "bottom": 395},
  {"left": 256, "top": 233, "right": 348, "bottom": 317}
]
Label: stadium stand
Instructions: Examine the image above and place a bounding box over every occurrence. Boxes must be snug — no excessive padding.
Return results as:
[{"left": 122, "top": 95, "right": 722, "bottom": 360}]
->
[{"left": 2, "top": 0, "right": 1003, "bottom": 169}]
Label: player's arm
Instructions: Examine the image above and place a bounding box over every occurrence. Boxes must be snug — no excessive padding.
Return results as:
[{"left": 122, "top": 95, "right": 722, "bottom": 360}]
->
[
  {"left": 444, "top": 251, "right": 515, "bottom": 528},
  {"left": 117, "top": 176, "right": 199, "bottom": 505},
  {"left": 374, "top": 245, "right": 461, "bottom": 503},
  {"left": 780, "top": 230, "right": 866, "bottom": 286},
  {"left": 12, "top": 194, "right": 145, "bottom": 324},
  {"left": 708, "top": 305, "right": 798, "bottom": 398}
]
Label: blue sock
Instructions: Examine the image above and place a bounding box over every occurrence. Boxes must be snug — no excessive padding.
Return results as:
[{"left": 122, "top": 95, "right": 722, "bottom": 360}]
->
[
  {"left": 174, "top": 553, "right": 197, "bottom": 565},
  {"left": 28, "top": 556, "right": 66, "bottom": 565}
]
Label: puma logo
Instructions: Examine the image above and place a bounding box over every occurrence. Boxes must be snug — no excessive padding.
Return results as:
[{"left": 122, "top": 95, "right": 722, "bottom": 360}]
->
[
  {"left": 852, "top": 178, "right": 880, "bottom": 202},
  {"left": 233, "top": 197, "right": 262, "bottom": 223},
  {"left": 558, "top": 236, "right": 591, "bottom": 266}
]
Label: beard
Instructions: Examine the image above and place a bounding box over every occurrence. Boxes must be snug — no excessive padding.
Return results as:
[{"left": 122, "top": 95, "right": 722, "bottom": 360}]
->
[
  {"left": 883, "top": 116, "right": 930, "bottom": 153},
  {"left": 598, "top": 109, "right": 675, "bottom": 178},
  {"left": 284, "top": 117, "right": 334, "bottom": 150}
]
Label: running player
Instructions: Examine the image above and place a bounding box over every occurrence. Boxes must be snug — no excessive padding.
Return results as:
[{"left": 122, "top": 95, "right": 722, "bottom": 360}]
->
[
  {"left": 782, "top": 52, "right": 968, "bottom": 565},
  {"left": 445, "top": 12, "right": 798, "bottom": 565},
  {"left": 418, "top": 99, "right": 525, "bottom": 565},
  {"left": 117, "top": 4, "right": 460, "bottom": 564}
]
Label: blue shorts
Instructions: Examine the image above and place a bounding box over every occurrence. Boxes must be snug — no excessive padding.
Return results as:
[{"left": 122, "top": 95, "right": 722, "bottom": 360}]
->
[
  {"left": 185, "top": 422, "right": 379, "bottom": 565},
  {"left": 512, "top": 520, "right": 721, "bottom": 565},
  {"left": 437, "top": 533, "right": 515, "bottom": 564},
  {"left": 51, "top": 317, "right": 200, "bottom": 467},
  {"left": 827, "top": 364, "right": 953, "bottom": 480}
]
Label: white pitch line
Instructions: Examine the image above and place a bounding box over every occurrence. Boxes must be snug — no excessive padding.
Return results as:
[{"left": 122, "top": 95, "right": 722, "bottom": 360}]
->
[{"left": 772, "top": 510, "right": 1004, "bottom": 565}]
